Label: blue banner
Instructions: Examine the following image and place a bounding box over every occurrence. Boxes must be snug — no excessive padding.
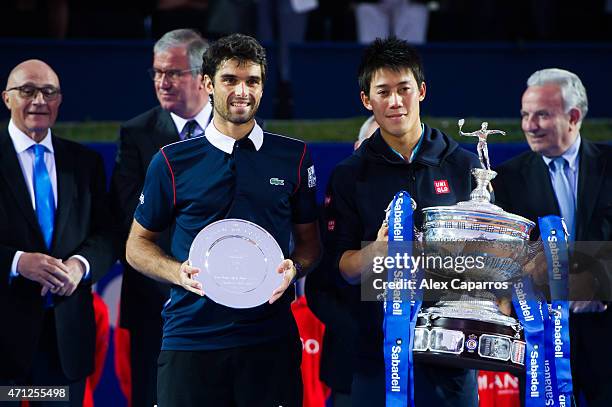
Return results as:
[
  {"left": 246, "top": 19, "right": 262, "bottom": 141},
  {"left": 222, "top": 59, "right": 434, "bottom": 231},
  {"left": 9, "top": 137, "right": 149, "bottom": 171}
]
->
[
  {"left": 539, "top": 216, "right": 573, "bottom": 405},
  {"left": 512, "top": 277, "right": 547, "bottom": 407},
  {"left": 542, "top": 303, "right": 561, "bottom": 405},
  {"left": 383, "top": 191, "right": 416, "bottom": 407},
  {"left": 407, "top": 265, "right": 423, "bottom": 401}
]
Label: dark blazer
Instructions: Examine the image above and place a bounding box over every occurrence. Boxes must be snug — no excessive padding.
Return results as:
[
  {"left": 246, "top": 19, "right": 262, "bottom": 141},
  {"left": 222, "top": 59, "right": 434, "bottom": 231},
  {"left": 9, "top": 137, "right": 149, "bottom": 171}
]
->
[
  {"left": 0, "top": 130, "right": 116, "bottom": 381},
  {"left": 492, "top": 138, "right": 612, "bottom": 405},
  {"left": 493, "top": 138, "right": 612, "bottom": 241},
  {"left": 110, "top": 105, "right": 183, "bottom": 329}
]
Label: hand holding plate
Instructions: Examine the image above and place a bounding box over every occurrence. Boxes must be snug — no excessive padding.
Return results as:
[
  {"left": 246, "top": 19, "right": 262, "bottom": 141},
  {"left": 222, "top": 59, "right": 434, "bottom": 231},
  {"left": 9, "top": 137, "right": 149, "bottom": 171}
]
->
[
  {"left": 269, "top": 259, "right": 296, "bottom": 304},
  {"left": 179, "top": 260, "right": 204, "bottom": 296}
]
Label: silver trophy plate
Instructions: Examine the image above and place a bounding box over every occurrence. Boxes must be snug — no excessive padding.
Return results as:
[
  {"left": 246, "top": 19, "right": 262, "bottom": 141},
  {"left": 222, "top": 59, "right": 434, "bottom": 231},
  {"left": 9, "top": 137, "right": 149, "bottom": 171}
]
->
[{"left": 189, "top": 218, "right": 284, "bottom": 309}]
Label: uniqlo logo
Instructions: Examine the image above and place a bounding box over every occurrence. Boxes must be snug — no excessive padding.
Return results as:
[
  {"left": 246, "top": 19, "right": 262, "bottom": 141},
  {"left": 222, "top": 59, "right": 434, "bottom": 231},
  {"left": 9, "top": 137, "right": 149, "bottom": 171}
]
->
[
  {"left": 434, "top": 180, "right": 450, "bottom": 194},
  {"left": 327, "top": 219, "right": 336, "bottom": 231}
]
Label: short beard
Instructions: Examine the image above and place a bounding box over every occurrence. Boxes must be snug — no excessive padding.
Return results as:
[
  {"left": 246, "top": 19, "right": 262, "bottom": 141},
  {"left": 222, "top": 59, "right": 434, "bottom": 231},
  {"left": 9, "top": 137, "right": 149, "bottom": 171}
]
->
[
  {"left": 228, "top": 111, "right": 255, "bottom": 125},
  {"left": 214, "top": 100, "right": 258, "bottom": 125}
]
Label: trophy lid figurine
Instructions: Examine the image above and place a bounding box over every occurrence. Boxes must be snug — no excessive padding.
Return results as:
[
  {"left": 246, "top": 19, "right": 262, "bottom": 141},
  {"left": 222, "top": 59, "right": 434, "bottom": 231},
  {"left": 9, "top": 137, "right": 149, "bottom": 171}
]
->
[
  {"left": 423, "top": 120, "right": 534, "bottom": 242},
  {"left": 458, "top": 119, "right": 505, "bottom": 172},
  {"left": 412, "top": 120, "right": 536, "bottom": 373}
]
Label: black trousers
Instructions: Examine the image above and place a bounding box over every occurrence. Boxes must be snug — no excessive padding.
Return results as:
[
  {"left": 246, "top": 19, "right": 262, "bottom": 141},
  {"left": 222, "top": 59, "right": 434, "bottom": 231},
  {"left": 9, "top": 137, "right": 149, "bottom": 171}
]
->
[
  {"left": 570, "top": 309, "right": 612, "bottom": 407},
  {"left": 129, "top": 322, "right": 163, "bottom": 407},
  {"left": 157, "top": 337, "right": 303, "bottom": 407}
]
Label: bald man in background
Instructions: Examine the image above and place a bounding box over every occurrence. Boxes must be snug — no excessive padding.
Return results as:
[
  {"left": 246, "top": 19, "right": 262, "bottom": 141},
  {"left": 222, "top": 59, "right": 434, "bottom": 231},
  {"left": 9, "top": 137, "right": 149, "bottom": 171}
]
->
[{"left": 0, "top": 60, "right": 115, "bottom": 406}]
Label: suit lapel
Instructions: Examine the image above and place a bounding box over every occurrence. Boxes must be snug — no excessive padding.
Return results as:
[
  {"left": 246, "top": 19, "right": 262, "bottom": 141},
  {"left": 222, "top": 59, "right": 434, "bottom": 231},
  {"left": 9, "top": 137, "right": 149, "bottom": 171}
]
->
[
  {"left": 152, "top": 108, "right": 180, "bottom": 149},
  {"left": 576, "top": 139, "right": 605, "bottom": 240},
  {"left": 0, "top": 129, "right": 42, "bottom": 234},
  {"left": 52, "top": 136, "right": 75, "bottom": 251},
  {"left": 521, "top": 152, "right": 559, "bottom": 226}
]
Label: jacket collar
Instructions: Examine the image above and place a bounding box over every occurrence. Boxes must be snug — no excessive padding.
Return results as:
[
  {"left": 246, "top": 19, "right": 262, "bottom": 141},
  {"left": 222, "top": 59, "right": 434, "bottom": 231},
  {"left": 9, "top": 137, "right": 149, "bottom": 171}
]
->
[{"left": 361, "top": 123, "right": 458, "bottom": 167}]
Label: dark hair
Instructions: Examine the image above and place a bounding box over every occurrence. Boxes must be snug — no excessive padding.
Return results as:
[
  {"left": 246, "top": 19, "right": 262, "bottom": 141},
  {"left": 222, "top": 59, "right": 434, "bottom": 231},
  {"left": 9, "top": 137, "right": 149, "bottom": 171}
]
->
[
  {"left": 357, "top": 37, "right": 425, "bottom": 95},
  {"left": 202, "top": 33, "right": 267, "bottom": 84}
]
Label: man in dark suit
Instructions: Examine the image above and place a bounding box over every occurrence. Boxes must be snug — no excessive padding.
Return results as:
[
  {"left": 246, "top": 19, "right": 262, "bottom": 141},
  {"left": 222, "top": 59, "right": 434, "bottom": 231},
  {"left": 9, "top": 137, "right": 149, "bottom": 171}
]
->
[
  {"left": 0, "top": 59, "right": 115, "bottom": 406},
  {"left": 493, "top": 68, "right": 612, "bottom": 406},
  {"left": 109, "top": 28, "right": 210, "bottom": 407}
]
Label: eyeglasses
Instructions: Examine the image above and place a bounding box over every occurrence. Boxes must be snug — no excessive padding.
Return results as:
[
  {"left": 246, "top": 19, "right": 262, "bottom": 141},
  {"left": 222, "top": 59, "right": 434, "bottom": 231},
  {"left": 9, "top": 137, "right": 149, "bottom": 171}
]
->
[
  {"left": 148, "top": 68, "right": 200, "bottom": 82},
  {"left": 5, "top": 85, "right": 61, "bottom": 100}
]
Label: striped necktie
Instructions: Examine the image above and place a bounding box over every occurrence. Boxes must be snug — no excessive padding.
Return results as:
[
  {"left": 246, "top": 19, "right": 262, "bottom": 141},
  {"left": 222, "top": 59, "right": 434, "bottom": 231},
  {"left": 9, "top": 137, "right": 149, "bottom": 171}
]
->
[{"left": 184, "top": 120, "right": 198, "bottom": 139}]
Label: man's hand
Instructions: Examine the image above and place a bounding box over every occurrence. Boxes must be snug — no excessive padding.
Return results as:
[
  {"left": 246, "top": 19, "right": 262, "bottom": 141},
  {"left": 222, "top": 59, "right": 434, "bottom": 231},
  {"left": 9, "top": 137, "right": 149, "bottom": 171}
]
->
[
  {"left": 524, "top": 247, "right": 602, "bottom": 305},
  {"left": 43, "top": 258, "right": 86, "bottom": 297},
  {"left": 523, "top": 250, "right": 548, "bottom": 285},
  {"left": 570, "top": 301, "right": 608, "bottom": 313},
  {"left": 269, "top": 259, "right": 297, "bottom": 304},
  {"left": 339, "top": 221, "right": 389, "bottom": 284},
  {"left": 17, "top": 252, "right": 72, "bottom": 293},
  {"left": 376, "top": 223, "right": 389, "bottom": 242},
  {"left": 497, "top": 297, "right": 513, "bottom": 316},
  {"left": 178, "top": 260, "right": 204, "bottom": 296}
]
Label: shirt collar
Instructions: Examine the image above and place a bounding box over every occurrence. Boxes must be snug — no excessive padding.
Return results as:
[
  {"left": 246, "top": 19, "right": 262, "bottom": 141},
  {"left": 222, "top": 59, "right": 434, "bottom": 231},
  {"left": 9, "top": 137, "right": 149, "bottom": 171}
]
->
[
  {"left": 542, "top": 134, "right": 581, "bottom": 171},
  {"left": 387, "top": 123, "right": 424, "bottom": 163},
  {"left": 169, "top": 101, "right": 213, "bottom": 135},
  {"left": 8, "top": 119, "right": 53, "bottom": 153},
  {"left": 204, "top": 121, "right": 264, "bottom": 154}
]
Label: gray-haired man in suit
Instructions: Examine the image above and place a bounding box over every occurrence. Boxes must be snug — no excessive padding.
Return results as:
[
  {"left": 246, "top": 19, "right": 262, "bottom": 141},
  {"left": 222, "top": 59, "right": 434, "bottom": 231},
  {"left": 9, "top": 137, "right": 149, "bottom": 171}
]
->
[{"left": 493, "top": 68, "right": 612, "bottom": 406}]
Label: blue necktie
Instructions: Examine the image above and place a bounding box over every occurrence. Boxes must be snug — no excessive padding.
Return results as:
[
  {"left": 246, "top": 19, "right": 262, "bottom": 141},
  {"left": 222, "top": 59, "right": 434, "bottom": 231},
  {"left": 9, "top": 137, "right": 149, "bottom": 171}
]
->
[
  {"left": 550, "top": 157, "right": 575, "bottom": 240},
  {"left": 32, "top": 144, "right": 55, "bottom": 248},
  {"left": 32, "top": 144, "right": 55, "bottom": 307}
]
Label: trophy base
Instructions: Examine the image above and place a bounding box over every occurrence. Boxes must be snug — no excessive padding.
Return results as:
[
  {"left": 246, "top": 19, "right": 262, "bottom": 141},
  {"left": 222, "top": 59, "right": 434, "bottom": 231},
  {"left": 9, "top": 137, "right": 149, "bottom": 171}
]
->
[{"left": 412, "top": 302, "right": 526, "bottom": 373}]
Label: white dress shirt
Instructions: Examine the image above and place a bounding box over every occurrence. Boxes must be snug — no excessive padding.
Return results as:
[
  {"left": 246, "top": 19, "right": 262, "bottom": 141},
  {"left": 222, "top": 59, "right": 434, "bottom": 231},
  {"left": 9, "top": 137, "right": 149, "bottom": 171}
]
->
[{"left": 170, "top": 101, "right": 213, "bottom": 140}]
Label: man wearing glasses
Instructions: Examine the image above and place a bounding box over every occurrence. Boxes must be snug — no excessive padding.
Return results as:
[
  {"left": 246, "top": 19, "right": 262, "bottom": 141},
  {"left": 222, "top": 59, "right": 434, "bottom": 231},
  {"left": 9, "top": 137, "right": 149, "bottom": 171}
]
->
[
  {"left": 0, "top": 59, "right": 115, "bottom": 406},
  {"left": 109, "top": 28, "right": 210, "bottom": 407}
]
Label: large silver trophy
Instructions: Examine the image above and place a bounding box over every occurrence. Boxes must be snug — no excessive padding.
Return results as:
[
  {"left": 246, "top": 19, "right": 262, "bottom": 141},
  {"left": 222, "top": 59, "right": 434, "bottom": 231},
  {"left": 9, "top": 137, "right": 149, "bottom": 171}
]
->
[{"left": 411, "top": 120, "right": 535, "bottom": 373}]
